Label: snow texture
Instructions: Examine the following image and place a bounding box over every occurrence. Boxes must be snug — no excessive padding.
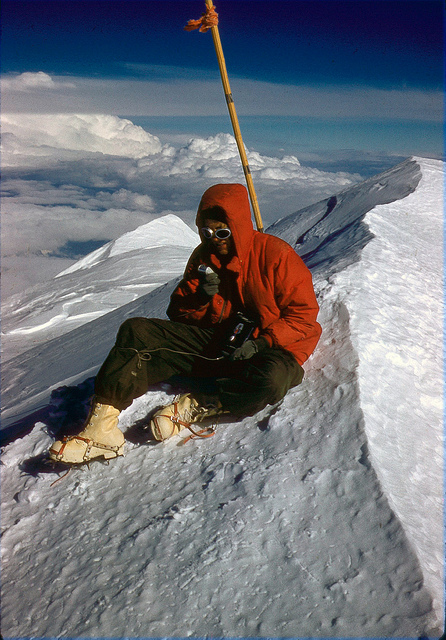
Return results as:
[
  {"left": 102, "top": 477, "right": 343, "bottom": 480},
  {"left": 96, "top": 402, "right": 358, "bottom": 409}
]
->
[{"left": 1, "top": 156, "right": 443, "bottom": 638}]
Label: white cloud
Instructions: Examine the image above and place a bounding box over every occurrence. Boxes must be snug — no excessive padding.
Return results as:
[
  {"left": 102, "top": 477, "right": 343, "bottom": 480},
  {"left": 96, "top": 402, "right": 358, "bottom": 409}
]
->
[
  {"left": 1, "top": 71, "right": 76, "bottom": 92},
  {"left": 2, "top": 113, "right": 162, "bottom": 160},
  {"left": 1, "top": 71, "right": 442, "bottom": 122},
  {"left": 1, "top": 200, "right": 156, "bottom": 256},
  {"left": 1, "top": 253, "right": 76, "bottom": 298}
]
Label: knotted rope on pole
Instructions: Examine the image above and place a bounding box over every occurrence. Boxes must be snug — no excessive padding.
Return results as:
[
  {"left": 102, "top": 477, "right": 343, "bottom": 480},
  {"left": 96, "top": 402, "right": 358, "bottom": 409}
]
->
[{"left": 184, "top": 4, "right": 219, "bottom": 32}]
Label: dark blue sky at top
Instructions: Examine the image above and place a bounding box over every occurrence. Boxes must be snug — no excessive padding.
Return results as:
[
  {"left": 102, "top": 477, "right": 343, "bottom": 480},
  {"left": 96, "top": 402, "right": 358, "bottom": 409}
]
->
[{"left": 1, "top": 0, "right": 443, "bottom": 90}]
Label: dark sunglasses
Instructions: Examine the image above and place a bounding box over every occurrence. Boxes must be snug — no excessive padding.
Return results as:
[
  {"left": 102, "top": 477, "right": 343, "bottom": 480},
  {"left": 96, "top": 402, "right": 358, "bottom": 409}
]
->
[{"left": 201, "top": 227, "right": 232, "bottom": 240}]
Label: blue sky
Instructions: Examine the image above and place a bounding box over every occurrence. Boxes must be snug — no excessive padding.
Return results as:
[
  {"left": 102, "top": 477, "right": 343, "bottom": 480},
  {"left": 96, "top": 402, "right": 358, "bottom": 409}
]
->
[
  {"left": 1, "top": 0, "right": 444, "bottom": 171},
  {"left": 2, "top": 0, "right": 442, "bottom": 88}
]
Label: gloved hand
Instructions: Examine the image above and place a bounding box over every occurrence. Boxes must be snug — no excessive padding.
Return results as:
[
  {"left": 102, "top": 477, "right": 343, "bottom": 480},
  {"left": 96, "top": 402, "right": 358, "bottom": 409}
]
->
[
  {"left": 230, "top": 337, "right": 269, "bottom": 361},
  {"left": 199, "top": 270, "right": 220, "bottom": 297}
]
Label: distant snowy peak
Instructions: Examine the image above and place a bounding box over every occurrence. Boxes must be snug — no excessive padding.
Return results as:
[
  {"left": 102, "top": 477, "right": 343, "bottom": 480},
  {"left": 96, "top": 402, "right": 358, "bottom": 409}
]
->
[
  {"left": 109, "top": 214, "right": 199, "bottom": 255},
  {"left": 56, "top": 214, "right": 199, "bottom": 277}
]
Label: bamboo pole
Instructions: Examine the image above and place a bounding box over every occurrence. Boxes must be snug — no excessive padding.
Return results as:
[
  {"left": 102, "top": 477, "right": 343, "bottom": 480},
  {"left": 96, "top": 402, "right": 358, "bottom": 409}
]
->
[{"left": 204, "top": 0, "right": 263, "bottom": 232}]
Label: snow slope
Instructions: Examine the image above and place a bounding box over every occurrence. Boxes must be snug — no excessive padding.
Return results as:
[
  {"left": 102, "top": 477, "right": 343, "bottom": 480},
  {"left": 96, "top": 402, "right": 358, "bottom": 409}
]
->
[
  {"left": 1, "top": 214, "right": 199, "bottom": 362},
  {"left": 335, "top": 156, "right": 444, "bottom": 627},
  {"left": 1, "top": 157, "right": 443, "bottom": 637}
]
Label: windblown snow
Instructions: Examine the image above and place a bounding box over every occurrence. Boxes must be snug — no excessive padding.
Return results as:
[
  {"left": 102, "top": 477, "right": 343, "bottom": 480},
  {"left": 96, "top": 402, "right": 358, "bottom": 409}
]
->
[{"left": 1, "top": 155, "right": 443, "bottom": 637}]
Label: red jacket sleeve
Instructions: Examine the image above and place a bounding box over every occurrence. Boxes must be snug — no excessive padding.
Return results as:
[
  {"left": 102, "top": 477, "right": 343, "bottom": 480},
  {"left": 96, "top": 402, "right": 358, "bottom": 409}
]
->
[
  {"left": 248, "top": 240, "right": 321, "bottom": 364},
  {"left": 166, "top": 248, "right": 211, "bottom": 324}
]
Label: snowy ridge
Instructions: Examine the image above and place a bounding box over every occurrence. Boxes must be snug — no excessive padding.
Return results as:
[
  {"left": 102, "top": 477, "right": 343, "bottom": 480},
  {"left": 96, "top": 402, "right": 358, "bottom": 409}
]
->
[
  {"left": 1, "top": 157, "right": 443, "bottom": 637},
  {"left": 1, "top": 278, "right": 180, "bottom": 428},
  {"left": 333, "top": 156, "right": 444, "bottom": 625},
  {"left": 0, "top": 158, "right": 421, "bottom": 426},
  {"left": 269, "top": 156, "right": 422, "bottom": 274}
]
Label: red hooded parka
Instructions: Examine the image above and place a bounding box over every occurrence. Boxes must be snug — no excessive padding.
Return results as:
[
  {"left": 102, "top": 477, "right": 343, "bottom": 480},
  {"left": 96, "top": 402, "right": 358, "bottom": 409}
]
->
[{"left": 167, "top": 184, "right": 322, "bottom": 365}]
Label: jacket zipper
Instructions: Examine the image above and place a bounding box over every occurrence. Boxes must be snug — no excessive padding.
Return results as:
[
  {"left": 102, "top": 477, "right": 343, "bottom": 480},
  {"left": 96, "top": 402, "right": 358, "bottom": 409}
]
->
[{"left": 217, "top": 299, "right": 227, "bottom": 323}]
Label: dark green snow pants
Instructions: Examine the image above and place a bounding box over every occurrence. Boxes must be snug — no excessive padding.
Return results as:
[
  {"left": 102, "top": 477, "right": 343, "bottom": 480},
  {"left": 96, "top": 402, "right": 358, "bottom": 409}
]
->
[{"left": 94, "top": 317, "right": 304, "bottom": 416}]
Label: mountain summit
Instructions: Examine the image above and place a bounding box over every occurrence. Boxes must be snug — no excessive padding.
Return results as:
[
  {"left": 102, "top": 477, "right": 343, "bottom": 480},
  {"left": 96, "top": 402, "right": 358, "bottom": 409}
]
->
[{"left": 1, "top": 157, "right": 443, "bottom": 637}]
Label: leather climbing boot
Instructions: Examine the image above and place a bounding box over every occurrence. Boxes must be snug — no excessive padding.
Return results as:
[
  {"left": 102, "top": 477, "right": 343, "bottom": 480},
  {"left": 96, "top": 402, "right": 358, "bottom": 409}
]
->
[
  {"left": 49, "top": 401, "right": 124, "bottom": 464},
  {"left": 151, "top": 393, "right": 225, "bottom": 441}
]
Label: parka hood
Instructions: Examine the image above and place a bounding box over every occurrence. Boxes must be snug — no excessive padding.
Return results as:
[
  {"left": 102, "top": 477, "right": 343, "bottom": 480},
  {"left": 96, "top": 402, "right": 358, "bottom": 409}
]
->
[{"left": 196, "top": 184, "right": 255, "bottom": 262}]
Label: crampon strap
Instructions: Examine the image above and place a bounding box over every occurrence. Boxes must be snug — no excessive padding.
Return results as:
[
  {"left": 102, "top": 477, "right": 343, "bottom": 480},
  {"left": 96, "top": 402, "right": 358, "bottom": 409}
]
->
[
  {"left": 183, "top": 424, "right": 216, "bottom": 444},
  {"left": 49, "top": 435, "right": 122, "bottom": 462},
  {"left": 157, "top": 403, "right": 217, "bottom": 444}
]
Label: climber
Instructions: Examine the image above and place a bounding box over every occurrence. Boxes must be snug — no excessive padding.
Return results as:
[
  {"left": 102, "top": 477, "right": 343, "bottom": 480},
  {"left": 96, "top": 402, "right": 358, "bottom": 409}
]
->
[{"left": 49, "top": 183, "right": 321, "bottom": 464}]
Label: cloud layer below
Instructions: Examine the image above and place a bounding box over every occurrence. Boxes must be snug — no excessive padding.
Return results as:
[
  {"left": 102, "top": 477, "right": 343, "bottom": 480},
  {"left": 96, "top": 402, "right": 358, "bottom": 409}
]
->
[{"left": 1, "top": 111, "right": 361, "bottom": 297}]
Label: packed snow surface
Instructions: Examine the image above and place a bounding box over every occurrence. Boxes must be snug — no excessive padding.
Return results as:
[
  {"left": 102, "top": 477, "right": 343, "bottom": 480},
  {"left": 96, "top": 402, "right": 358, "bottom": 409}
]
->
[{"left": 1, "top": 157, "right": 443, "bottom": 637}]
